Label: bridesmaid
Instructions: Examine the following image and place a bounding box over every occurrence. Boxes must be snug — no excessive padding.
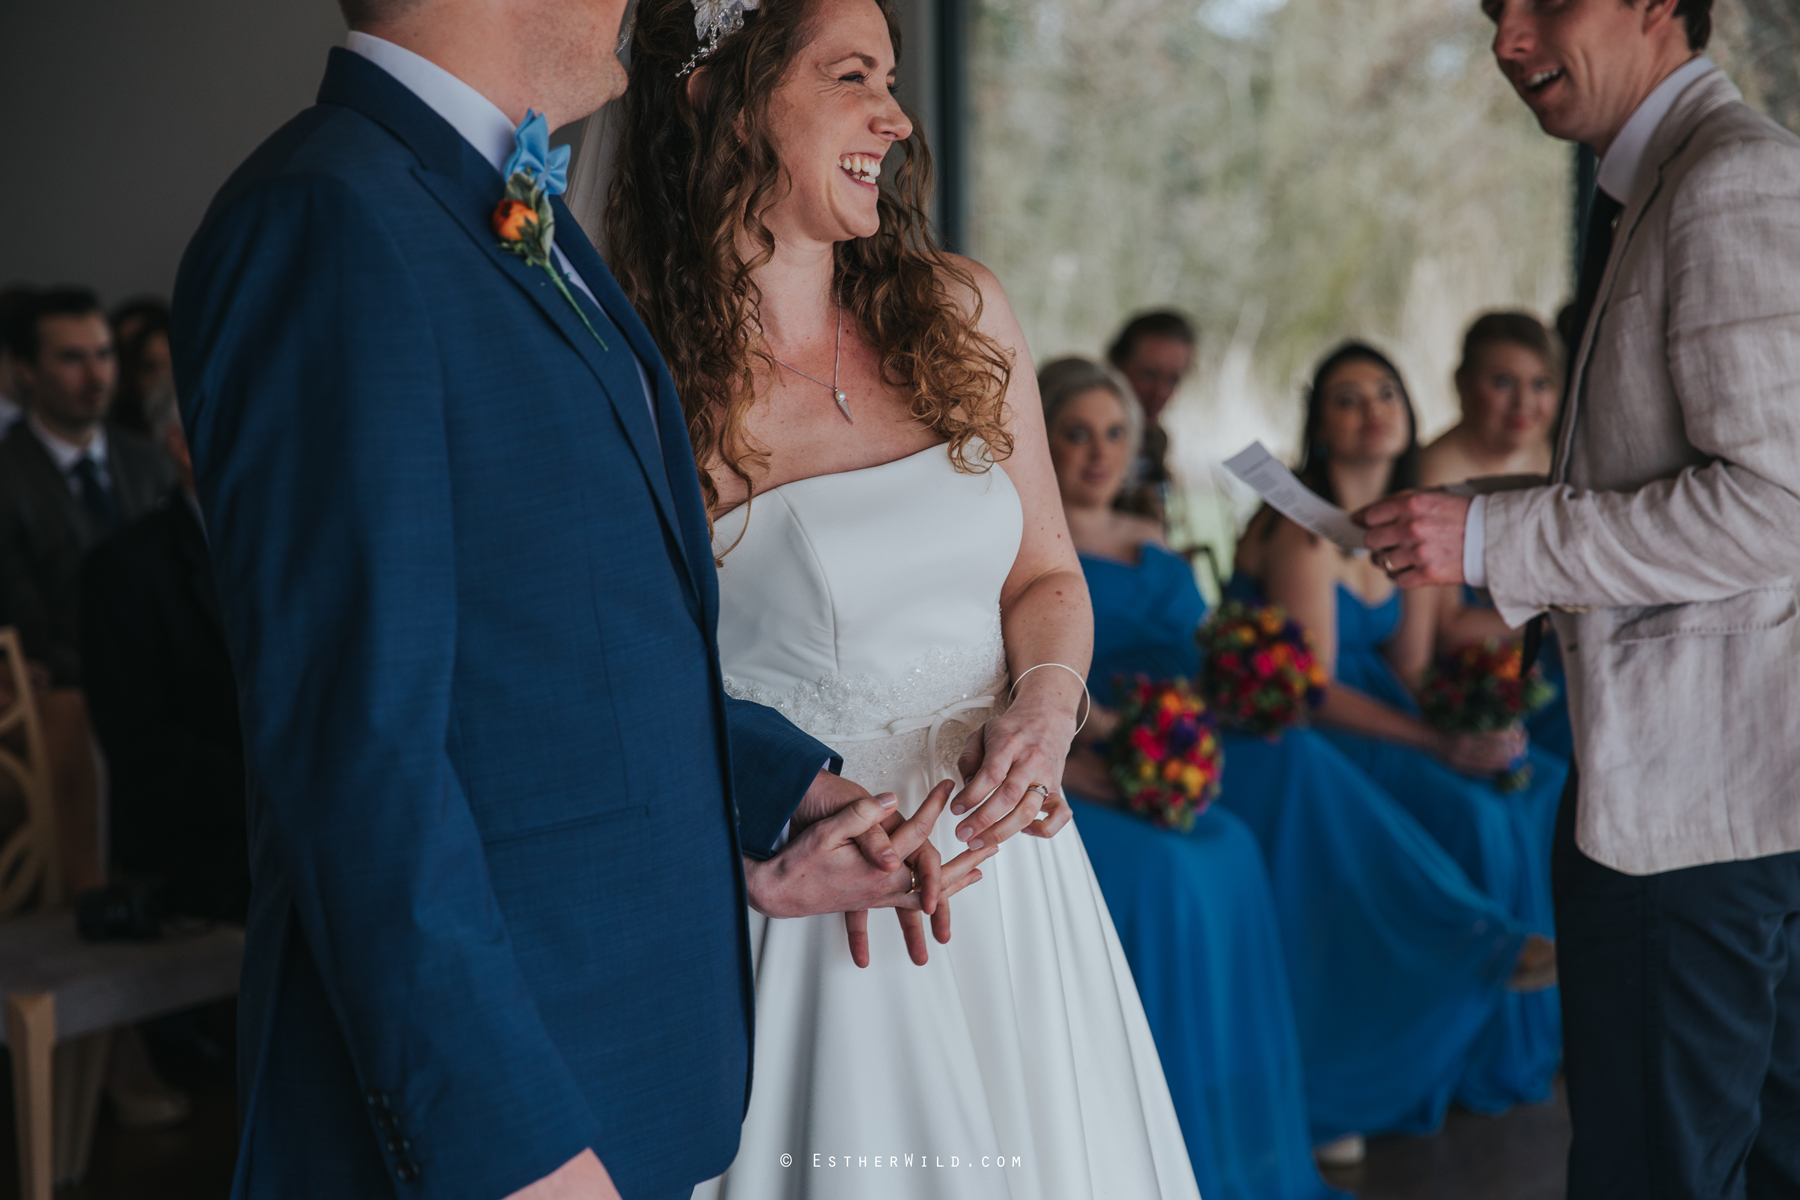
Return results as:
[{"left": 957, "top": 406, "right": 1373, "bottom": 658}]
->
[
  {"left": 1044, "top": 358, "right": 1547, "bottom": 1174},
  {"left": 1044, "top": 356, "right": 1334, "bottom": 1200},
  {"left": 1420, "top": 313, "right": 1572, "bottom": 762},
  {"left": 1232, "top": 342, "right": 1565, "bottom": 1114}
]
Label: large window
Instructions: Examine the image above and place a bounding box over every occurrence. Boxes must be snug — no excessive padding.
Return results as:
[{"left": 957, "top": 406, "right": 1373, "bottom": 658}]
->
[{"left": 965, "top": 0, "right": 1797, "bottom": 561}]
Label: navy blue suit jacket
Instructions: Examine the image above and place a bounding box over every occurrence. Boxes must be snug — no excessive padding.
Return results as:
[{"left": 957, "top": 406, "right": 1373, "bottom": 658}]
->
[{"left": 172, "top": 49, "right": 833, "bottom": 1200}]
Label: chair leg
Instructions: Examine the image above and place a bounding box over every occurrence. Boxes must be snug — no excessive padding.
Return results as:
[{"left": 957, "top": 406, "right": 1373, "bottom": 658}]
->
[
  {"left": 6, "top": 992, "right": 56, "bottom": 1200},
  {"left": 53, "top": 1027, "right": 112, "bottom": 1185}
]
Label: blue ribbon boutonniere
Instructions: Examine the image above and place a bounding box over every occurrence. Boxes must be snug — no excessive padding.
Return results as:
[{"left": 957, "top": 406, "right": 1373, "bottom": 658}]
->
[{"left": 490, "top": 110, "right": 607, "bottom": 351}]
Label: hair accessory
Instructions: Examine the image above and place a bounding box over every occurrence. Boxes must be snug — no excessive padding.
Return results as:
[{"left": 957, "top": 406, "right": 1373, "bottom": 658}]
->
[
  {"left": 677, "top": 0, "right": 761, "bottom": 79},
  {"left": 1009, "top": 663, "right": 1092, "bottom": 737}
]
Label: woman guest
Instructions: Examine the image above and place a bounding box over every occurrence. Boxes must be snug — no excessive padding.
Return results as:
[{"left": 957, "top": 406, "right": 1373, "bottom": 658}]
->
[
  {"left": 1232, "top": 342, "right": 1566, "bottom": 1115},
  {"left": 1046, "top": 357, "right": 1553, "bottom": 1172},
  {"left": 1420, "top": 311, "right": 1559, "bottom": 487},
  {"left": 1420, "top": 313, "right": 1572, "bottom": 761},
  {"left": 1105, "top": 310, "right": 1197, "bottom": 524}
]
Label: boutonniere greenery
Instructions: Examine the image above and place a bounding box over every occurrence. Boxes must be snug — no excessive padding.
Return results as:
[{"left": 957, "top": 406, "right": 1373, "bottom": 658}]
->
[{"left": 490, "top": 109, "right": 607, "bottom": 351}]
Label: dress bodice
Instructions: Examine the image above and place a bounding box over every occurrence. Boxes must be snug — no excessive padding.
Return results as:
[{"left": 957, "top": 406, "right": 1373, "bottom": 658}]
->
[
  {"left": 712, "top": 442, "right": 1023, "bottom": 744},
  {"left": 1080, "top": 545, "right": 1209, "bottom": 708}
]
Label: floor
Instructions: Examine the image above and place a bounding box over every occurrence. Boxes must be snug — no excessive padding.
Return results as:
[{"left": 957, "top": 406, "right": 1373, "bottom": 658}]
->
[
  {"left": 1323, "top": 1086, "right": 1570, "bottom": 1200},
  {"left": 1, "top": 1058, "right": 1570, "bottom": 1200}
]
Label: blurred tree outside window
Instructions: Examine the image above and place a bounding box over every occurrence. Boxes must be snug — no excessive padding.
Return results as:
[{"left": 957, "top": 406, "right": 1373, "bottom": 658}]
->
[{"left": 966, "top": 0, "right": 1800, "bottom": 582}]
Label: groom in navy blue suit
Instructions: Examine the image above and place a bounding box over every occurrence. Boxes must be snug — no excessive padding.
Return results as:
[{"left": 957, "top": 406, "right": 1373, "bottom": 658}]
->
[{"left": 170, "top": 2, "right": 947, "bottom": 1197}]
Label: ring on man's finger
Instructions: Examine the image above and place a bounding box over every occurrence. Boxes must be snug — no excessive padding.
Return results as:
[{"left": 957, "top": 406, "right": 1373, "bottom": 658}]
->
[
  {"left": 907, "top": 866, "right": 919, "bottom": 895},
  {"left": 1026, "top": 783, "right": 1052, "bottom": 799}
]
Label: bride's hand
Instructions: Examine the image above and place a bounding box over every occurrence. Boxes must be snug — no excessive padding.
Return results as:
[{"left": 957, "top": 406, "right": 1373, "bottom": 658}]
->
[
  {"left": 842, "top": 781, "right": 996, "bottom": 967},
  {"left": 950, "top": 684, "right": 1080, "bottom": 849}
]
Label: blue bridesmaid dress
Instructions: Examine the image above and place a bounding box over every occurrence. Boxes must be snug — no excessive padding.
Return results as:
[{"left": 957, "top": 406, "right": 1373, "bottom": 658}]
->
[
  {"left": 1087, "top": 548, "right": 1543, "bottom": 1146},
  {"left": 1307, "top": 581, "right": 1565, "bottom": 1110},
  {"left": 1072, "top": 545, "right": 1340, "bottom": 1200}
]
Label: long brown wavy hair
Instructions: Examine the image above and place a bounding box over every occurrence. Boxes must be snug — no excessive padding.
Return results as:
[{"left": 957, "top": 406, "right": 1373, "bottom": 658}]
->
[{"left": 603, "top": 0, "right": 1014, "bottom": 522}]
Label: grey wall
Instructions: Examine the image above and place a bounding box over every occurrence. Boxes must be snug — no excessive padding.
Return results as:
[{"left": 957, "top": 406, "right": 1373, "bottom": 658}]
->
[{"left": 0, "top": 1, "right": 349, "bottom": 306}]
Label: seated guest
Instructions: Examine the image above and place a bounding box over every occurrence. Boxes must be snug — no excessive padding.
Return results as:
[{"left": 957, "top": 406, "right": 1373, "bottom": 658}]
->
[
  {"left": 1043, "top": 364, "right": 1337, "bottom": 1200},
  {"left": 107, "top": 298, "right": 173, "bottom": 439},
  {"left": 0, "top": 288, "right": 173, "bottom": 684},
  {"left": 1420, "top": 311, "right": 1560, "bottom": 486},
  {"left": 0, "top": 286, "right": 33, "bottom": 431},
  {"left": 82, "top": 381, "right": 248, "bottom": 922},
  {"left": 1046, "top": 358, "right": 1557, "bottom": 1171},
  {"left": 1106, "top": 310, "right": 1197, "bottom": 523},
  {"left": 1233, "top": 342, "right": 1567, "bottom": 1112},
  {"left": 1420, "top": 312, "right": 1573, "bottom": 761}
]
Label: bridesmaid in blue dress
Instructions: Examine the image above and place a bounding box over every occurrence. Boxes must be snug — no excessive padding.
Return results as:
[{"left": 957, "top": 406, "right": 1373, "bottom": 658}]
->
[
  {"left": 1232, "top": 342, "right": 1565, "bottom": 1115},
  {"left": 1040, "top": 359, "right": 1337, "bottom": 1198},
  {"left": 1042, "top": 358, "right": 1548, "bottom": 1179},
  {"left": 1418, "top": 312, "right": 1575, "bottom": 763}
]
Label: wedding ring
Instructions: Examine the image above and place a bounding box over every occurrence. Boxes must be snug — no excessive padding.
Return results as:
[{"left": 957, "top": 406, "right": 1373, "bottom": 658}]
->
[
  {"left": 907, "top": 867, "right": 919, "bottom": 895},
  {"left": 1026, "top": 783, "right": 1052, "bottom": 799}
]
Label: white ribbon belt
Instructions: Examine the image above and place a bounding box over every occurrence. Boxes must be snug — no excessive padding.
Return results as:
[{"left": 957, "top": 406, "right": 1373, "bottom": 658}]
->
[{"left": 835, "top": 695, "right": 997, "bottom": 793}]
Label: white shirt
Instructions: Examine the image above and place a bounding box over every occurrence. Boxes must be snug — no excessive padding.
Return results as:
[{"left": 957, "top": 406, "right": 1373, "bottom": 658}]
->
[
  {"left": 0, "top": 394, "right": 20, "bottom": 432},
  {"left": 1463, "top": 56, "right": 1714, "bottom": 591},
  {"left": 28, "top": 411, "right": 111, "bottom": 493},
  {"left": 345, "top": 32, "right": 658, "bottom": 432}
]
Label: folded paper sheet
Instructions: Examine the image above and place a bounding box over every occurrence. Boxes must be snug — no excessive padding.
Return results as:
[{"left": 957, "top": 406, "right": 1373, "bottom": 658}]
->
[{"left": 1223, "top": 442, "right": 1368, "bottom": 556}]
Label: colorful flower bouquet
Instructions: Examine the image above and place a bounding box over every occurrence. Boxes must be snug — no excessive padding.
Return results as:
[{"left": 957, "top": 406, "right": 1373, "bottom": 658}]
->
[
  {"left": 1195, "top": 602, "right": 1328, "bottom": 736},
  {"left": 1419, "top": 640, "right": 1557, "bottom": 792},
  {"left": 1105, "top": 678, "right": 1224, "bottom": 832}
]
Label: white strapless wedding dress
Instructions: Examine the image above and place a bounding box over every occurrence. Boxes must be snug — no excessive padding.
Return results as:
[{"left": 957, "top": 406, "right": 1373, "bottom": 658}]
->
[{"left": 693, "top": 443, "right": 1200, "bottom": 1200}]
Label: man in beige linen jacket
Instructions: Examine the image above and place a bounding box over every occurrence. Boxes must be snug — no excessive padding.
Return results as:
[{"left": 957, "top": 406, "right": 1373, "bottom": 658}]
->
[{"left": 1362, "top": 0, "right": 1800, "bottom": 1194}]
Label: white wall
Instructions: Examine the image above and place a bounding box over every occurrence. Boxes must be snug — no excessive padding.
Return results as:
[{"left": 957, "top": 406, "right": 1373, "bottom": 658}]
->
[{"left": 0, "top": 1, "right": 349, "bottom": 305}]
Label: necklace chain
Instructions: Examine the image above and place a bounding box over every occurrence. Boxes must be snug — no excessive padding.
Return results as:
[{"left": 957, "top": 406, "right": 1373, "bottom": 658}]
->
[{"left": 768, "top": 300, "right": 852, "bottom": 424}]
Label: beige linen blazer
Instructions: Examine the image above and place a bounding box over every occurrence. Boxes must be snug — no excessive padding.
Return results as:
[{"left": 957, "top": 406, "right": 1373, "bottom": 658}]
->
[{"left": 1484, "top": 69, "right": 1800, "bottom": 876}]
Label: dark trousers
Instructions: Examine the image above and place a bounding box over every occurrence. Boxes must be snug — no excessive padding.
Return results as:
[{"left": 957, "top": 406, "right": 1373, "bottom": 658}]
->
[{"left": 1555, "top": 769, "right": 1800, "bottom": 1198}]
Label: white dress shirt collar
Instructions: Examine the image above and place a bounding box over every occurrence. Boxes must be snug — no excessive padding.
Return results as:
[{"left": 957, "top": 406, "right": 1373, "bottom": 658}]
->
[
  {"left": 1597, "top": 55, "right": 1715, "bottom": 204},
  {"left": 345, "top": 32, "right": 519, "bottom": 178},
  {"left": 27, "top": 411, "right": 107, "bottom": 474}
]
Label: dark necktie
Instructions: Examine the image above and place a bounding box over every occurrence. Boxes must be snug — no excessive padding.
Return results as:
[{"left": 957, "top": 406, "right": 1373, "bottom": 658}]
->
[
  {"left": 1522, "top": 189, "right": 1625, "bottom": 672},
  {"left": 70, "top": 456, "right": 120, "bottom": 535}
]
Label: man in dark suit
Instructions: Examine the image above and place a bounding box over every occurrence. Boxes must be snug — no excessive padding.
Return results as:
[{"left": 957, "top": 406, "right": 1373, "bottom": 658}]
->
[
  {"left": 171, "top": 1, "right": 964, "bottom": 1197},
  {"left": 0, "top": 288, "right": 173, "bottom": 684},
  {"left": 81, "top": 384, "right": 249, "bottom": 923}
]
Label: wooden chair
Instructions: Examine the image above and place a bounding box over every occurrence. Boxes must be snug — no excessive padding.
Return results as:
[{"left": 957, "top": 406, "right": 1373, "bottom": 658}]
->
[{"left": 0, "top": 627, "right": 245, "bottom": 1199}]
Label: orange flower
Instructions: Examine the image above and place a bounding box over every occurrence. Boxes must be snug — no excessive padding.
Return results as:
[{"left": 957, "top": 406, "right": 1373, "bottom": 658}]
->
[{"left": 492, "top": 198, "right": 538, "bottom": 243}]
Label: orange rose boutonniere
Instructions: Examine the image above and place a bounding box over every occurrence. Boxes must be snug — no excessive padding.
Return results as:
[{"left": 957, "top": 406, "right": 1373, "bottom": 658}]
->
[{"left": 492, "top": 110, "right": 608, "bottom": 351}]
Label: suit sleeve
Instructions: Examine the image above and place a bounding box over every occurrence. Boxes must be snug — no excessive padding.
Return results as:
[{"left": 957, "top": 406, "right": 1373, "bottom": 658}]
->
[
  {"left": 1485, "top": 135, "right": 1800, "bottom": 628},
  {"left": 724, "top": 695, "right": 840, "bottom": 859},
  {"left": 172, "top": 175, "right": 598, "bottom": 1196}
]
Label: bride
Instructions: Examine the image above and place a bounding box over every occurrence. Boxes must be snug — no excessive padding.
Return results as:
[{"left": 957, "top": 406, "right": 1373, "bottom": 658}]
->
[{"left": 603, "top": 0, "right": 1200, "bottom": 1195}]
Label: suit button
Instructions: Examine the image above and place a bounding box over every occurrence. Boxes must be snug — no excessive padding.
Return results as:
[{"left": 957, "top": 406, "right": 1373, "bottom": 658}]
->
[
  {"left": 375, "top": 1109, "right": 400, "bottom": 1133},
  {"left": 387, "top": 1137, "right": 412, "bottom": 1156},
  {"left": 396, "top": 1159, "right": 421, "bottom": 1183},
  {"left": 365, "top": 1090, "right": 389, "bottom": 1112}
]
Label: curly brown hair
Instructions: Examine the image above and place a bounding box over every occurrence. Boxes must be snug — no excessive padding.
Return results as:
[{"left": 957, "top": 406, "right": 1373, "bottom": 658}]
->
[{"left": 603, "top": 0, "right": 1014, "bottom": 521}]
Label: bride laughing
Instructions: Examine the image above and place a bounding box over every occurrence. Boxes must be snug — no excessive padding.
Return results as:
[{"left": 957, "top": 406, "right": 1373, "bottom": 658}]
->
[{"left": 603, "top": 0, "right": 1201, "bottom": 1194}]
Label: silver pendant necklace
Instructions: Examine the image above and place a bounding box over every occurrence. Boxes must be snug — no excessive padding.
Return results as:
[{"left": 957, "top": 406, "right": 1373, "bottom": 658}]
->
[{"left": 768, "top": 300, "right": 852, "bottom": 424}]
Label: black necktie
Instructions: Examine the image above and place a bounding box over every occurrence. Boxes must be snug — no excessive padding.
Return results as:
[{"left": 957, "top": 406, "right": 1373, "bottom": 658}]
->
[
  {"left": 70, "top": 457, "right": 119, "bottom": 535},
  {"left": 1523, "top": 189, "right": 1625, "bottom": 672}
]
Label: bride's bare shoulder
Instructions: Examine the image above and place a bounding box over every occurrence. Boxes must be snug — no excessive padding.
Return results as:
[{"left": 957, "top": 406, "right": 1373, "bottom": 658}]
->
[{"left": 931, "top": 254, "right": 1020, "bottom": 333}]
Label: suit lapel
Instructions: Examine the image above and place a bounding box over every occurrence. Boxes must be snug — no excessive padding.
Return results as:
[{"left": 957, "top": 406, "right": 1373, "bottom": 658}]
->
[
  {"left": 413, "top": 165, "right": 690, "bottom": 550},
  {"left": 8, "top": 428, "right": 94, "bottom": 544},
  {"left": 552, "top": 204, "right": 720, "bottom": 619},
  {"left": 1555, "top": 69, "right": 1743, "bottom": 481},
  {"left": 316, "top": 50, "right": 696, "bottom": 595}
]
